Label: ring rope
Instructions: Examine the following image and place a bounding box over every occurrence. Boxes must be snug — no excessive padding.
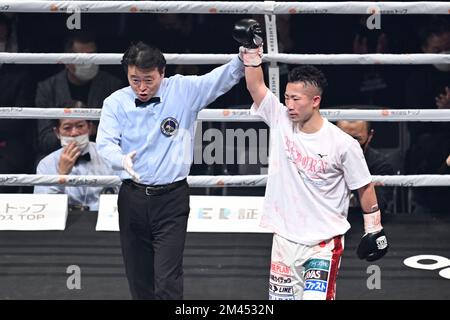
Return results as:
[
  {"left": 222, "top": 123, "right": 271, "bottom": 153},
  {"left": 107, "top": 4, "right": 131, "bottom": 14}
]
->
[
  {"left": 0, "top": 52, "right": 448, "bottom": 65},
  {"left": 0, "top": 2, "right": 447, "bottom": 195},
  {"left": 1, "top": 174, "right": 450, "bottom": 187},
  {"left": 1, "top": 107, "right": 450, "bottom": 122},
  {"left": 0, "top": 1, "right": 448, "bottom": 15}
]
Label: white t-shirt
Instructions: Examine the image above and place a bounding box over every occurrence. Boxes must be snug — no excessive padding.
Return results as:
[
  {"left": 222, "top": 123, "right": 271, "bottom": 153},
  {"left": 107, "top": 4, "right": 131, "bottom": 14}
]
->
[{"left": 252, "top": 90, "right": 372, "bottom": 245}]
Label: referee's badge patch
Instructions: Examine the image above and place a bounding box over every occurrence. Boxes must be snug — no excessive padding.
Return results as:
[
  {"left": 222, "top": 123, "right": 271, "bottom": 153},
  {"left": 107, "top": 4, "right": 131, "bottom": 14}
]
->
[{"left": 160, "top": 117, "right": 179, "bottom": 137}]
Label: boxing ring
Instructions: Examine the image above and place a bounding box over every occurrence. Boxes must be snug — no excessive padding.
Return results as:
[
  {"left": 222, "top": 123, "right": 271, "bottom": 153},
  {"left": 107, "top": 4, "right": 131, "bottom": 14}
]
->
[
  {"left": 1, "top": 211, "right": 449, "bottom": 299},
  {"left": 0, "top": 1, "right": 449, "bottom": 300}
]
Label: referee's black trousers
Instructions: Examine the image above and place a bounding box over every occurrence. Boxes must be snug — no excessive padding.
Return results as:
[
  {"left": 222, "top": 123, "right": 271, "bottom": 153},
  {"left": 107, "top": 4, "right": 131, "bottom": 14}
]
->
[{"left": 117, "top": 179, "right": 190, "bottom": 300}]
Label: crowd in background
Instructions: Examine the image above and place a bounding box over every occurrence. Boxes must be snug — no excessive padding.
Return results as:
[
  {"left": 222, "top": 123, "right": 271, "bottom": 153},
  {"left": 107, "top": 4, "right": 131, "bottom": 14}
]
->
[{"left": 0, "top": 12, "right": 448, "bottom": 216}]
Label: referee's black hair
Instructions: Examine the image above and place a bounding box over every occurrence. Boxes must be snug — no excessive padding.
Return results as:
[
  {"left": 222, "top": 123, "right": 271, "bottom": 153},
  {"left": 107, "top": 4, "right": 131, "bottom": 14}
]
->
[
  {"left": 287, "top": 65, "right": 328, "bottom": 95},
  {"left": 121, "top": 42, "right": 166, "bottom": 74}
]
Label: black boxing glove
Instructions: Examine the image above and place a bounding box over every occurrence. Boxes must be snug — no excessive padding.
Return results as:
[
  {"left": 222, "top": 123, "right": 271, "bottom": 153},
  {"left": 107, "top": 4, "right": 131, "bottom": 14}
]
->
[
  {"left": 232, "top": 18, "right": 263, "bottom": 49},
  {"left": 233, "top": 19, "right": 264, "bottom": 67},
  {"left": 357, "top": 228, "right": 389, "bottom": 261},
  {"left": 356, "top": 210, "right": 389, "bottom": 262}
]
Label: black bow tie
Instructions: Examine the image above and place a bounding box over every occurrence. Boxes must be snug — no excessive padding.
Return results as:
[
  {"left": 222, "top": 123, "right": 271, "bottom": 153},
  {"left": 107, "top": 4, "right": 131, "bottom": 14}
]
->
[
  {"left": 75, "top": 152, "right": 91, "bottom": 165},
  {"left": 135, "top": 97, "right": 160, "bottom": 108}
]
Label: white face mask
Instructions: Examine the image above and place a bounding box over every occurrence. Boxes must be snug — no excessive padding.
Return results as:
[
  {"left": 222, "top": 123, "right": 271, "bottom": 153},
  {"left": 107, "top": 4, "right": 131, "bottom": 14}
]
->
[
  {"left": 60, "top": 133, "right": 90, "bottom": 152},
  {"left": 73, "top": 64, "right": 99, "bottom": 81},
  {"left": 433, "top": 51, "right": 450, "bottom": 72}
]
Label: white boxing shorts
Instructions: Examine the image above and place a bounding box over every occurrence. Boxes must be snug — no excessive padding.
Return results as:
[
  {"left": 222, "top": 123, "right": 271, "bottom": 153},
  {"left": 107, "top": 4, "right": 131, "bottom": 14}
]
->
[{"left": 268, "top": 233, "right": 344, "bottom": 300}]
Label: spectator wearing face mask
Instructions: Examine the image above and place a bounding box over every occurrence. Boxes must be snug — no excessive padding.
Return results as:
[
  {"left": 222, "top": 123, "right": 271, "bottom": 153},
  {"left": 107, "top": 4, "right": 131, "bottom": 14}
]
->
[
  {"left": 35, "top": 31, "right": 123, "bottom": 162},
  {"left": 34, "top": 118, "right": 119, "bottom": 211},
  {"left": 405, "top": 16, "right": 449, "bottom": 140},
  {"left": 404, "top": 17, "right": 449, "bottom": 216}
]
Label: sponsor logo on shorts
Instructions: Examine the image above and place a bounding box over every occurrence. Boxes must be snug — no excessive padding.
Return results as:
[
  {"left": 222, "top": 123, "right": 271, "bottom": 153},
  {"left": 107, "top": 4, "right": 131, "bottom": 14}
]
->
[
  {"left": 304, "top": 269, "right": 329, "bottom": 282},
  {"left": 271, "top": 263, "right": 291, "bottom": 276},
  {"left": 304, "top": 279, "right": 327, "bottom": 293},
  {"left": 270, "top": 274, "right": 292, "bottom": 284},
  {"left": 269, "top": 292, "right": 295, "bottom": 300},
  {"left": 269, "top": 283, "right": 293, "bottom": 295},
  {"left": 304, "top": 258, "right": 330, "bottom": 272}
]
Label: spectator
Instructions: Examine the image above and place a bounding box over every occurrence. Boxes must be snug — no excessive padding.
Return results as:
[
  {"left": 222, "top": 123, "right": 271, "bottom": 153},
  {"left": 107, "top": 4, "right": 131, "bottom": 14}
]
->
[
  {"left": 337, "top": 120, "right": 395, "bottom": 213},
  {"left": 35, "top": 31, "right": 123, "bottom": 161},
  {"left": 34, "top": 118, "right": 118, "bottom": 211},
  {"left": 348, "top": 18, "right": 398, "bottom": 106},
  {"left": 0, "top": 13, "right": 36, "bottom": 193},
  {"left": 323, "top": 16, "right": 404, "bottom": 152},
  {"left": 326, "top": 15, "right": 404, "bottom": 108},
  {"left": 0, "top": 13, "right": 18, "bottom": 52},
  {"left": 439, "top": 154, "right": 450, "bottom": 175},
  {"left": 406, "top": 132, "right": 450, "bottom": 217},
  {"left": 405, "top": 16, "right": 449, "bottom": 140},
  {"left": 404, "top": 16, "right": 449, "bottom": 216}
]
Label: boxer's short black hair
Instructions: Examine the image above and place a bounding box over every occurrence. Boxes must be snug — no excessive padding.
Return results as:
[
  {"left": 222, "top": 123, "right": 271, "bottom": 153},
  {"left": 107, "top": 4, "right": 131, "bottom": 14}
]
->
[{"left": 288, "top": 65, "right": 328, "bottom": 95}]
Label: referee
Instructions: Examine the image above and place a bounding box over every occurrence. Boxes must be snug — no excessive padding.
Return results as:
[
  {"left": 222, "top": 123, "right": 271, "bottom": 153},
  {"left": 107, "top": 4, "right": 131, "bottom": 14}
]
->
[{"left": 96, "top": 42, "right": 244, "bottom": 299}]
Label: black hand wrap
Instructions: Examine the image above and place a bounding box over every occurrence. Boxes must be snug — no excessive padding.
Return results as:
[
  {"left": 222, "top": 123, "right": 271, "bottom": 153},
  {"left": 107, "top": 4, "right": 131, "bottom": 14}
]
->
[{"left": 357, "top": 228, "right": 389, "bottom": 262}]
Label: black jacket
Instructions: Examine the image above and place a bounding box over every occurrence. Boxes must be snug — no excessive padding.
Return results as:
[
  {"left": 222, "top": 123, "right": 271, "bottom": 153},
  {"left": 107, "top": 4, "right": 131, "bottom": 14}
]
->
[
  {"left": 34, "top": 69, "right": 123, "bottom": 160},
  {"left": 354, "top": 146, "right": 395, "bottom": 213}
]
